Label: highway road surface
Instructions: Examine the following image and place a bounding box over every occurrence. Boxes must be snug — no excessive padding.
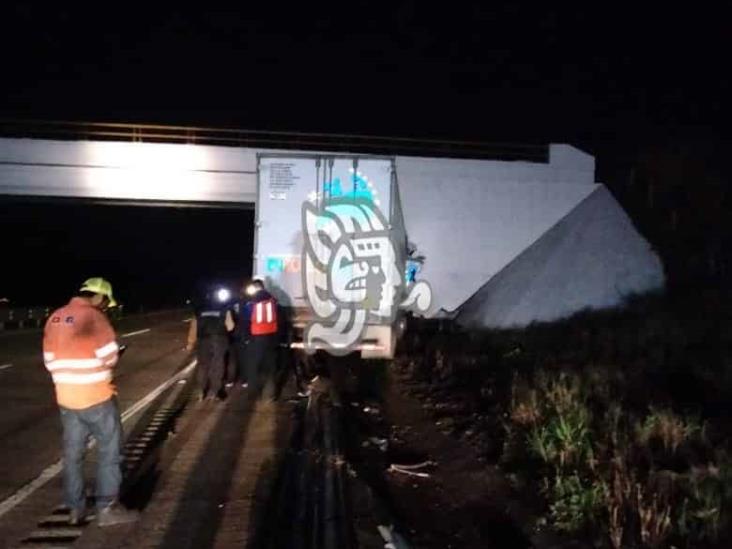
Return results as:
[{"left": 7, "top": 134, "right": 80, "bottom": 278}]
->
[
  {"left": 0, "top": 310, "right": 192, "bottom": 513},
  {"left": 0, "top": 309, "right": 374, "bottom": 549}
]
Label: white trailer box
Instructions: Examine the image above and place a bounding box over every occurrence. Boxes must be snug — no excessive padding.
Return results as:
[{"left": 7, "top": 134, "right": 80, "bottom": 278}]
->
[{"left": 254, "top": 154, "right": 407, "bottom": 358}]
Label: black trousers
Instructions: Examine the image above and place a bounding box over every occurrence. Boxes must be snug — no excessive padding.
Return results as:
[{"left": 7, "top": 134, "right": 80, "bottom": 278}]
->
[
  {"left": 197, "top": 335, "right": 228, "bottom": 396},
  {"left": 232, "top": 339, "right": 248, "bottom": 384},
  {"left": 245, "top": 334, "right": 278, "bottom": 394}
]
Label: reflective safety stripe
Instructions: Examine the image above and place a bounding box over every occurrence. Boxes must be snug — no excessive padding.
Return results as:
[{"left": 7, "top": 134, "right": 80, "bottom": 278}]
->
[
  {"left": 43, "top": 352, "right": 55, "bottom": 363},
  {"left": 200, "top": 311, "right": 221, "bottom": 318},
  {"left": 94, "top": 341, "right": 119, "bottom": 358},
  {"left": 46, "top": 358, "right": 104, "bottom": 371},
  {"left": 52, "top": 370, "right": 112, "bottom": 384},
  {"left": 250, "top": 298, "right": 277, "bottom": 335}
]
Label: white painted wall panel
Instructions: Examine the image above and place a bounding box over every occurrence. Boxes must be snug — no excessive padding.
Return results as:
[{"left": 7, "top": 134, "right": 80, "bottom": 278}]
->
[
  {"left": 456, "top": 186, "right": 665, "bottom": 328},
  {"left": 0, "top": 163, "right": 257, "bottom": 203},
  {"left": 395, "top": 145, "right": 594, "bottom": 187},
  {"left": 0, "top": 138, "right": 259, "bottom": 172},
  {"left": 396, "top": 155, "right": 597, "bottom": 314},
  {"left": 0, "top": 137, "right": 258, "bottom": 203}
]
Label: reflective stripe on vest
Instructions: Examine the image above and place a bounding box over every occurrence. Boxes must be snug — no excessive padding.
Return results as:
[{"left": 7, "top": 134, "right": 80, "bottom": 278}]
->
[{"left": 251, "top": 299, "right": 277, "bottom": 335}]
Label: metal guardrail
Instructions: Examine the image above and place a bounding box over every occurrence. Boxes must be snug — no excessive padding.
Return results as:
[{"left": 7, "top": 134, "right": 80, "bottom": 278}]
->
[
  {"left": 0, "top": 305, "right": 127, "bottom": 330},
  {"left": 0, "top": 307, "right": 51, "bottom": 330},
  {"left": 0, "top": 119, "right": 550, "bottom": 162}
]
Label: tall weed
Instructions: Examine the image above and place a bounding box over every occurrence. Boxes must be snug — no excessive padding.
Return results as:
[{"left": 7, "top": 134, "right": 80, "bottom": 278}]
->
[
  {"left": 636, "top": 407, "right": 703, "bottom": 453},
  {"left": 544, "top": 471, "right": 604, "bottom": 533}
]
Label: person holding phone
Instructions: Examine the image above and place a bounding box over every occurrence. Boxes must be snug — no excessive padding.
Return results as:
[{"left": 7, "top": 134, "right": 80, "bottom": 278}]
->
[{"left": 43, "top": 278, "right": 139, "bottom": 527}]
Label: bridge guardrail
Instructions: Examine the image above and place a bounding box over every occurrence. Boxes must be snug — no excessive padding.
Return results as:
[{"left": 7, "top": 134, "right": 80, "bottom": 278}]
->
[
  {"left": 0, "top": 306, "right": 52, "bottom": 330},
  {"left": 0, "top": 119, "right": 551, "bottom": 162},
  {"left": 0, "top": 306, "right": 182, "bottom": 331}
]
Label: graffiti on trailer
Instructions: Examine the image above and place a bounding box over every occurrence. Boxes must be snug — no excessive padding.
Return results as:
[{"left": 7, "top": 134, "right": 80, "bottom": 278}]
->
[{"left": 301, "top": 171, "right": 431, "bottom": 355}]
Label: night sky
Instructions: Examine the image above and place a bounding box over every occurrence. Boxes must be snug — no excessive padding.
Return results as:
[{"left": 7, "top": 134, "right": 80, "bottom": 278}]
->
[
  {"left": 1, "top": 4, "right": 730, "bottom": 307},
  {"left": 2, "top": 4, "right": 729, "bottom": 145}
]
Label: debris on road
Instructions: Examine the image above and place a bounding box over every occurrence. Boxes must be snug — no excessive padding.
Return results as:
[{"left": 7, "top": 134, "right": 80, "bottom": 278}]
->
[
  {"left": 388, "top": 465, "right": 431, "bottom": 479},
  {"left": 388, "top": 460, "right": 435, "bottom": 471}
]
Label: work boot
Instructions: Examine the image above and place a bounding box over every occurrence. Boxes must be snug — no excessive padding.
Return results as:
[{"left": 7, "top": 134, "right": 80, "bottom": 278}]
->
[
  {"left": 69, "top": 507, "right": 86, "bottom": 526},
  {"left": 97, "top": 503, "right": 140, "bottom": 527}
]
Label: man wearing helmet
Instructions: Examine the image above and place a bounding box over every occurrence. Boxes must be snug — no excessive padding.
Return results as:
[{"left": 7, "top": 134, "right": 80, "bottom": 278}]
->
[{"left": 43, "top": 278, "right": 139, "bottom": 527}]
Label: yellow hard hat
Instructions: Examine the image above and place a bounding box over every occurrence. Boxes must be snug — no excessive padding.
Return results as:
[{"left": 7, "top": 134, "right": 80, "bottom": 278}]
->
[{"left": 80, "top": 277, "right": 118, "bottom": 307}]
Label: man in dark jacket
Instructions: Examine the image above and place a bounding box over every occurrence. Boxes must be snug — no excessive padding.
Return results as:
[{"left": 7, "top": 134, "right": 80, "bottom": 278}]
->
[
  {"left": 229, "top": 284, "right": 250, "bottom": 388},
  {"left": 187, "top": 287, "right": 235, "bottom": 401}
]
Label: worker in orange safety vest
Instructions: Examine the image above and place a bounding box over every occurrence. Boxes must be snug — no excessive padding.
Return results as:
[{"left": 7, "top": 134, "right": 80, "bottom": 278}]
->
[{"left": 43, "top": 278, "right": 139, "bottom": 527}]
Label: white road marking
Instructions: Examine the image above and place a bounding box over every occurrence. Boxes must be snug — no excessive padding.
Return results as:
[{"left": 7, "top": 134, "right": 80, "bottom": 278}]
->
[
  {"left": 0, "top": 364, "right": 12, "bottom": 371},
  {"left": 0, "top": 359, "right": 197, "bottom": 519},
  {"left": 28, "top": 527, "right": 83, "bottom": 537},
  {"left": 120, "top": 360, "right": 197, "bottom": 422},
  {"left": 39, "top": 516, "right": 76, "bottom": 526},
  {"left": 120, "top": 328, "right": 152, "bottom": 338}
]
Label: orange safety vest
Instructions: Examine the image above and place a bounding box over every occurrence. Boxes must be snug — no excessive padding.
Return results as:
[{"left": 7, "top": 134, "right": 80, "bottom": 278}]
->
[
  {"left": 42, "top": 297, "right": 118, "bottom": 410},
  {"left": 250, "top": 298, "right": 278, "bottom": 335}
]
